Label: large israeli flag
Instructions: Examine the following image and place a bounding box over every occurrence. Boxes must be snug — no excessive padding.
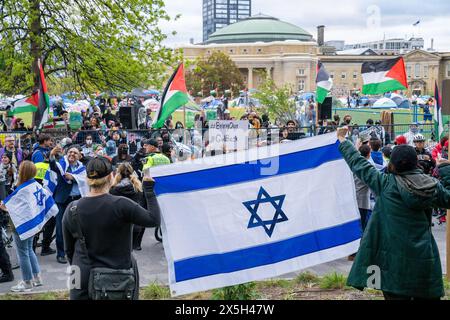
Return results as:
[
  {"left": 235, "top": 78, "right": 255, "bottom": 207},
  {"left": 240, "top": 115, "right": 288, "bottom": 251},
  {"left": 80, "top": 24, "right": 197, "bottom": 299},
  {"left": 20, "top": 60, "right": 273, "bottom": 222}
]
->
[
  {"left": 4, "top": 179, "right": 58, "bottom": 240},
  {"left": 152, "top": 133, "right": 361, "bottom": 296}
]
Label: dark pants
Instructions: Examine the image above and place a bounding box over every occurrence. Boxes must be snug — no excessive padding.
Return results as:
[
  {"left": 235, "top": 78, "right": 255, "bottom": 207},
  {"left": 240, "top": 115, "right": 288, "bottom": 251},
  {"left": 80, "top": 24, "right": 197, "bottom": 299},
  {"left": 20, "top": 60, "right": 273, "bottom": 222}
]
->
[
  {"left": 132, "top": 226, "right": 145, "bottom": 249},
  {"left": 359, "top": 208, "right": 370, "bottom": 232},
  {"left": 383, "top": 291, "right": 440, "bottom": 300},
  {"left": 56, "top": 196, "right": 81, "bottom": 258},
  {"left": 0, "top": 229, "right": 12, "bottom": 275},
  {"left": 42, "top": 217, "right": 56, "bottom": 249}
]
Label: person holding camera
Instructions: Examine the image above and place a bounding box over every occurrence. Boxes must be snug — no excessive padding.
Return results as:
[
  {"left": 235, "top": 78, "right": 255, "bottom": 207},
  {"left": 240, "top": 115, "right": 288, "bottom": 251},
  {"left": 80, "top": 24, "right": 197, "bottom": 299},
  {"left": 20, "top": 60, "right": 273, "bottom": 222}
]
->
[{"left": 62, "top": 157, "right": 160, "bottom": 300}]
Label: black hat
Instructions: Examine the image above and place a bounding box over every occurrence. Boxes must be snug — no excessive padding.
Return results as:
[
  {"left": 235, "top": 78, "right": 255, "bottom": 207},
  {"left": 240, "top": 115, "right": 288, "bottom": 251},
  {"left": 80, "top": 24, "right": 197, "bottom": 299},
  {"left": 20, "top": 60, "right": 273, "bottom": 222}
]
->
[
  {"left": 390, "top": 145, "right": 418, "bottom": 173},
  {"left": 86, "top": 157, "right": 113, "bottom": 179},
  {"left": 143, "top": 138, "right": 158, "bottom": 148}
]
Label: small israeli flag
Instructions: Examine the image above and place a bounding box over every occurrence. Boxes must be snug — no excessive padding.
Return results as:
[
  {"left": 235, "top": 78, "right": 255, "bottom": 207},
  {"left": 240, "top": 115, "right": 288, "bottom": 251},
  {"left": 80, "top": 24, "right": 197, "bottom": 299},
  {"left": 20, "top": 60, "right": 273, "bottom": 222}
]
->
[
  {"left": 43, "top": 156, "right": 88, "bottom": 197},
  {"left": 4, "top": 179, "right": 59, "bottom": 240}
]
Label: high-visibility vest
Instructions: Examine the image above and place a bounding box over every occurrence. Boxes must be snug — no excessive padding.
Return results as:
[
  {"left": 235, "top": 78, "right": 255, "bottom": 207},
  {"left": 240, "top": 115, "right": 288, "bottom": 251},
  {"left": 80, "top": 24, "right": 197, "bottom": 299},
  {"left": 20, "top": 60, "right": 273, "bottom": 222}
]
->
[
  {"left": 143, "top": 153, "right": 171, "bottom": 170},
  {"left": 35, "top": 162, "right": 50, "bottom": 180}
]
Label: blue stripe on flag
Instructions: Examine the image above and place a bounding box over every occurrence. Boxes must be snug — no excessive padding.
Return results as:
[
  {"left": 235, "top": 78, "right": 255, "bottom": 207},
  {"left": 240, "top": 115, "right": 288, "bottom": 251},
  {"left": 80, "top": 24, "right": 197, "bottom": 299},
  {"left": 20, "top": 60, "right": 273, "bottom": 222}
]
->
[
  {"left": 44, "top": 170, "right": 56, "bottom": 193},
  {"left": 174, "top": 219, "right": 361, "bottom": 283},
  {"left": 15, "top": 196, "right": 56, "bottom": 235},
  {"left": 155, "top": 142, "right": 341, "bottom": 196},
  {"left": 4, "top": 179, "right": 36, "bottom": 204}
]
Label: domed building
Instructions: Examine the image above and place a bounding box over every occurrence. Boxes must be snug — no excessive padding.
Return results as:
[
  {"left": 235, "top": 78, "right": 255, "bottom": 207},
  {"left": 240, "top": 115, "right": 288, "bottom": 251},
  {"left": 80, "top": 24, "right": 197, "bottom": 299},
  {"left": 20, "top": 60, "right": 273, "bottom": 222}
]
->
[
  {"left": 182, "top": 14, "right": 450, "bottom": 97},
  {"left": 182, "top": 14, "right": 320, "bottom": 92},
  {"left": 205, "top": 14, "right": 313, "bottom": 44}
]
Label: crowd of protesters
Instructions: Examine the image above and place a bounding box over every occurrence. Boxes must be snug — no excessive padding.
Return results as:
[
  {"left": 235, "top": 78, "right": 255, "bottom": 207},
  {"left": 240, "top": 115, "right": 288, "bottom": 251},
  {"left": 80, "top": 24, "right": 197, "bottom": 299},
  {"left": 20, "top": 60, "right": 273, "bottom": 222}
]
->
[{"left": 0, "top": 96, "right": 448, "bottom": 300}]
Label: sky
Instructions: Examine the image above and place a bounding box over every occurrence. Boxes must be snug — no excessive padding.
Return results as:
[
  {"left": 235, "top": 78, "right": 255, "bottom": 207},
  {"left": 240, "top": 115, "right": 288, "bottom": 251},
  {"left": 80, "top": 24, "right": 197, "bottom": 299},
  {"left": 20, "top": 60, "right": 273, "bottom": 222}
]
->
[{"left": 160, "top": 0, "right": 450, "bottom": 51}]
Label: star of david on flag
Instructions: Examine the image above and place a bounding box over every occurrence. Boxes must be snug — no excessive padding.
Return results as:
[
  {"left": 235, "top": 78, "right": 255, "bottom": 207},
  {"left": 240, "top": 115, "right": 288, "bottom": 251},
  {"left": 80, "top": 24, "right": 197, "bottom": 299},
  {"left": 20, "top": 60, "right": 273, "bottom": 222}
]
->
[
  {"left": 34, "top": 186, "right": 45, "bottom": 206},
  {"left": 4, "top": 179, "right": 58, "bottom": 240},
  {"left": 152, "top": 133, "right": 362, "bottom": 297},
  {"left": 243, "top": 187, "right": 288, "bottom": 237}
]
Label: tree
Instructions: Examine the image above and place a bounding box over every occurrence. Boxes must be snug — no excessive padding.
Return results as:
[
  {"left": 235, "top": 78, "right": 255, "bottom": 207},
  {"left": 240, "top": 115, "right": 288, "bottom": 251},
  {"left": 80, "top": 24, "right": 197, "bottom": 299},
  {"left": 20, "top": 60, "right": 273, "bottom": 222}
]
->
[
  {"left": 253, "top": 76, "right": 297, "bottom": 124},
  {"left": 0, "top": 0, "right": 180, "bottom": 95},
  {"left": 185, "top": 52, "right": 243, "bottom": 97}
]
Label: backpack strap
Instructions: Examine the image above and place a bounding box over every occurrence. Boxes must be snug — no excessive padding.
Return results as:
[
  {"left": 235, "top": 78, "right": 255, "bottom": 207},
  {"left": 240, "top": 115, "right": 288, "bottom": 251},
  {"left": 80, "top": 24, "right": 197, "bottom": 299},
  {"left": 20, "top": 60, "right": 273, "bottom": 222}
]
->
[{"left": 69, "top": 204, "right": 92, "bottom": 265}]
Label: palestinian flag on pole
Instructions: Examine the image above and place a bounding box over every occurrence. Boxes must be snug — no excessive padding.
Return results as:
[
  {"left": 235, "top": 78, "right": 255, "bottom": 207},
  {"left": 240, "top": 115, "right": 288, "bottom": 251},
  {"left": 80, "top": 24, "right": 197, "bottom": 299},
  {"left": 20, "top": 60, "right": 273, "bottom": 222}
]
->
[
  {"left": 361, "top": 57, "right": 408, "bottom": 95},
  {"left": 10, "top": 92, "right": 39, "bottom": 114},
  {"left": 153, "top": 63, "right": 189, "bottom": 129},
  {"left": 316, "top": 61, "right": 332, "bottom": 104},
  {"left": 434, "top": 81, "right": 444, "bottom": 139},
  {"left": 34, "top": 59, "right": 50, "bottom": 129}
]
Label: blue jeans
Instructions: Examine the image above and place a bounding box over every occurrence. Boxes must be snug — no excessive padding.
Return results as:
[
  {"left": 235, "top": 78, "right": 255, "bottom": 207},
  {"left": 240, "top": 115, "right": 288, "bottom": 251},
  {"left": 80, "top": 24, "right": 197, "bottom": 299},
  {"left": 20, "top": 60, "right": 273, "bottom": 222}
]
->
[{"left": 13, "top": 232, "right": 40, "bottom": 281}]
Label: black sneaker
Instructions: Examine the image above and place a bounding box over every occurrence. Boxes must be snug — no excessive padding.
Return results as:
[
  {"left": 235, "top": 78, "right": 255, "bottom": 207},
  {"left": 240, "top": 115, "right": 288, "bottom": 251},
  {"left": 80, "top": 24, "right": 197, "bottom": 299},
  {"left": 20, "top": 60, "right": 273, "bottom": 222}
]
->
[
  {"left": 0, "top": 272, "right": 14, "bottom": 283},
  {"left": 41, "top": 247, "right": 56, "bottom": 256},
  {"left": 57, "top": 256, "right": 67, "bottom": 264}
]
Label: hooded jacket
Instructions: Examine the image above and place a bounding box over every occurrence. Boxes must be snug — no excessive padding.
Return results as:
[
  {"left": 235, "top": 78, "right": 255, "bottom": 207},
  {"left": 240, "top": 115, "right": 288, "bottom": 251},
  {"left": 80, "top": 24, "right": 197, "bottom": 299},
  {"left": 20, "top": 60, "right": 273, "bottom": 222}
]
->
[{"left": 339, "top": 140, "right": 450, "bottom": 298}]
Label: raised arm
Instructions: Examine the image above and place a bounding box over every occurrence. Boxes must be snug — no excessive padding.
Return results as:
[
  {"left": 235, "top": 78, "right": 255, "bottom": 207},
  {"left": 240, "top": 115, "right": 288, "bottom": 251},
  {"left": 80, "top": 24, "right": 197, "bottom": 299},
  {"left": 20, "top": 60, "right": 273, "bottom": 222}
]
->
[
  {"left": 124, "top": 179, "right": 161, "bottom": 228},
  {"left": 337, "top": 127, "right": 387, "bottom": 195},
  {"left": 433, "top": 163, "right": 450, "bottom": 208}
]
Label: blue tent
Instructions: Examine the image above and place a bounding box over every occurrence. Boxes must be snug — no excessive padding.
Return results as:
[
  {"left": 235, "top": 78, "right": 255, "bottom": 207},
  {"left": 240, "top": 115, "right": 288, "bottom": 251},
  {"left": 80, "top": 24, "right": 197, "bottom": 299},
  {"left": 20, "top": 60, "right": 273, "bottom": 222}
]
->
[
  {"left": 300, "top": 92, "right": 315, "bottom": 101},
  {"left": 143, "top": 89, "right": 160, "bottom": 95}
]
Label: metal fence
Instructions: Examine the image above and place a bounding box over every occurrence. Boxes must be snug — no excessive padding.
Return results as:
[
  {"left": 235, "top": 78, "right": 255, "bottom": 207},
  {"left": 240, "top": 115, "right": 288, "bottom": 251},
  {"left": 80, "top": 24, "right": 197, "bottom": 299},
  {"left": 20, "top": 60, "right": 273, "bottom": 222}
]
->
[{"left": 0, "top": 122, "right": 441, "bottom": 162}]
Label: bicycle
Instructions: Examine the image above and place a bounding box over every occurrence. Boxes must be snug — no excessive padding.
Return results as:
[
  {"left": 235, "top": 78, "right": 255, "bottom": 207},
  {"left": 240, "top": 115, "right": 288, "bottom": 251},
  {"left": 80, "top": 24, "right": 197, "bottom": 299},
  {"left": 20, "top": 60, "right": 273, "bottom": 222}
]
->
[{"left": 154, "top": 226, "right": 162, "bottom": 243}]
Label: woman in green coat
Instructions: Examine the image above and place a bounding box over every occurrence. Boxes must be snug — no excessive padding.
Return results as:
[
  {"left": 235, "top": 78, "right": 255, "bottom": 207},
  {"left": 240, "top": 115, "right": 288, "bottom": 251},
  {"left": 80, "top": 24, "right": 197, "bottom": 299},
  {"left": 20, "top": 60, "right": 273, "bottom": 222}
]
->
[{"left": 337, "top": 127, "right": 449, "bottom": 300}]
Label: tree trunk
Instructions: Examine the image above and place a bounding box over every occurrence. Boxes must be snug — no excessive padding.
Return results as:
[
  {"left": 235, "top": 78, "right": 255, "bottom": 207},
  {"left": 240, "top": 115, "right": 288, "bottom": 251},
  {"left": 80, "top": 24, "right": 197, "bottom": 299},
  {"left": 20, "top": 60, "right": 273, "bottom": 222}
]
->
[
  {"left": 30, "top": 0, "right": 42, "bottom": 128},
  {"left": 30, "top": 0, "right": 42, "bottom": 91}
]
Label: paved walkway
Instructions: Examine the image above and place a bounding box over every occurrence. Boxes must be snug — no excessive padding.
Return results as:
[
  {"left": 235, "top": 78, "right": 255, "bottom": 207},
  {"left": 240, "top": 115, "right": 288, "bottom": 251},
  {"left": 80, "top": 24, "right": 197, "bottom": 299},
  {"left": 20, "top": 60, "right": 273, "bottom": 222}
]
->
[{"left": 0, "top": 219, "right": 447, "bottom": 294}]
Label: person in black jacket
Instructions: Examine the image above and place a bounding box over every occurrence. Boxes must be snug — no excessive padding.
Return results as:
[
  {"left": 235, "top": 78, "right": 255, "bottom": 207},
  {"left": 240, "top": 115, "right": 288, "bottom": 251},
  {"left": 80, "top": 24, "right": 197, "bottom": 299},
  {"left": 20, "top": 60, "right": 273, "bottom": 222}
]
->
[
  {"left": 110, "top": 163, "right": 147, "bottom": 250},
  {"left": 62, "top": 157, "right": 160, "bottom": 300}
]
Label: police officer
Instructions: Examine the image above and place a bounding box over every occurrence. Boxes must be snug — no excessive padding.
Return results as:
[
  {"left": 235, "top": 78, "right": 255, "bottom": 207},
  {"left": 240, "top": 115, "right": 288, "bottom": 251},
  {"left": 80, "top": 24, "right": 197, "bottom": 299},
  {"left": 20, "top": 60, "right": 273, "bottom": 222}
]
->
[
  {"left": 33, "top": 146, "right": 56, "bottom": 256},
  {"left": 143, "top": 139, "right": 171, "bottom": 170},
  {"left": 414, "top": 134, "right": 435, "bottom": 175}
]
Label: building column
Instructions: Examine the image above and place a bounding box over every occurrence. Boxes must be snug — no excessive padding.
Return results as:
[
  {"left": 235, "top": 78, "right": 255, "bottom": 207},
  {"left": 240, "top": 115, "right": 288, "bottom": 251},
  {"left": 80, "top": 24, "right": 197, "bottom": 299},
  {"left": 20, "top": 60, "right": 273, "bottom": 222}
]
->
[
  {"left": 265, "top": 67, "right": 272, "bottom": 79},
  {"left": 248, "top": 67, "right": 254, "bottom": 89}
]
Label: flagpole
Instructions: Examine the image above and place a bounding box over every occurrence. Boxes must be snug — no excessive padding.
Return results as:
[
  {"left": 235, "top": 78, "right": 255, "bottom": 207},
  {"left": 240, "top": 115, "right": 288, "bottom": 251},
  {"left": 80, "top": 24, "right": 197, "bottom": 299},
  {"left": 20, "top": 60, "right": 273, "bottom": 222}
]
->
[{"left": 183, "top": 105, "right": 186, "bottom": 128}]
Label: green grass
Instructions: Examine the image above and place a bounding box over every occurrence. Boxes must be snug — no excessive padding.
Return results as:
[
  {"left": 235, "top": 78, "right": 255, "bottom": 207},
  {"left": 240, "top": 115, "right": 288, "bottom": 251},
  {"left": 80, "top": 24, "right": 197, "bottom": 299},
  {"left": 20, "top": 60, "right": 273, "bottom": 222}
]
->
[
  {"left": 140, "top": 282, "right": 171, "bottom": 300},
  {"left": 0, "top": 291, "right": 68, "bottom": 300},
  {"left": 212, "top": 283, "right": 260, "bottom": 300},
  {"left": 295, "top": 271, "right": 320, "bottom": 285},
  {"left": 319, "top": 272, "right": 348, "bottom": 290},
  {"left": 261, "top": 279, "right": 293, "bottom": 289}
]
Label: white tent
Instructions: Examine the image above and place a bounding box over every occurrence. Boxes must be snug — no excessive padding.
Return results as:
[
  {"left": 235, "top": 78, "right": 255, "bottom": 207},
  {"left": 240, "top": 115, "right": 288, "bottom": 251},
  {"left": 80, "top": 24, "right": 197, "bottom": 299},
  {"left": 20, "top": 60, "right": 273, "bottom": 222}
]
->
[{"left": 372, "top": 98, "right": 397, "bottom": 109}]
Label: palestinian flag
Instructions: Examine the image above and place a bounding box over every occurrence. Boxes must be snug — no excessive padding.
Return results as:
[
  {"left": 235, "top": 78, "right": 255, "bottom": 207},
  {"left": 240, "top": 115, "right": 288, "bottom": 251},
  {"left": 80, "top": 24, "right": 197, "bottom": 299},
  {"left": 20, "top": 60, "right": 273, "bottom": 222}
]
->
[
  {"left": 316, "top": 61, "right": 332, "bottom": 104},
  {"left": 153, "top": 63, "right": 189, "bottom": 129},
  {"left": 10, "top": 93, "right": 39, "bottom": 114},
  {"left": 434, "top": 81, "right": 444, "bottom": 139},
  {"left": 34, "top": 59, "right": 50, "bottom": 128},
  {"left": 361, "top": 57, "right": 408, "bottom": 95}
]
